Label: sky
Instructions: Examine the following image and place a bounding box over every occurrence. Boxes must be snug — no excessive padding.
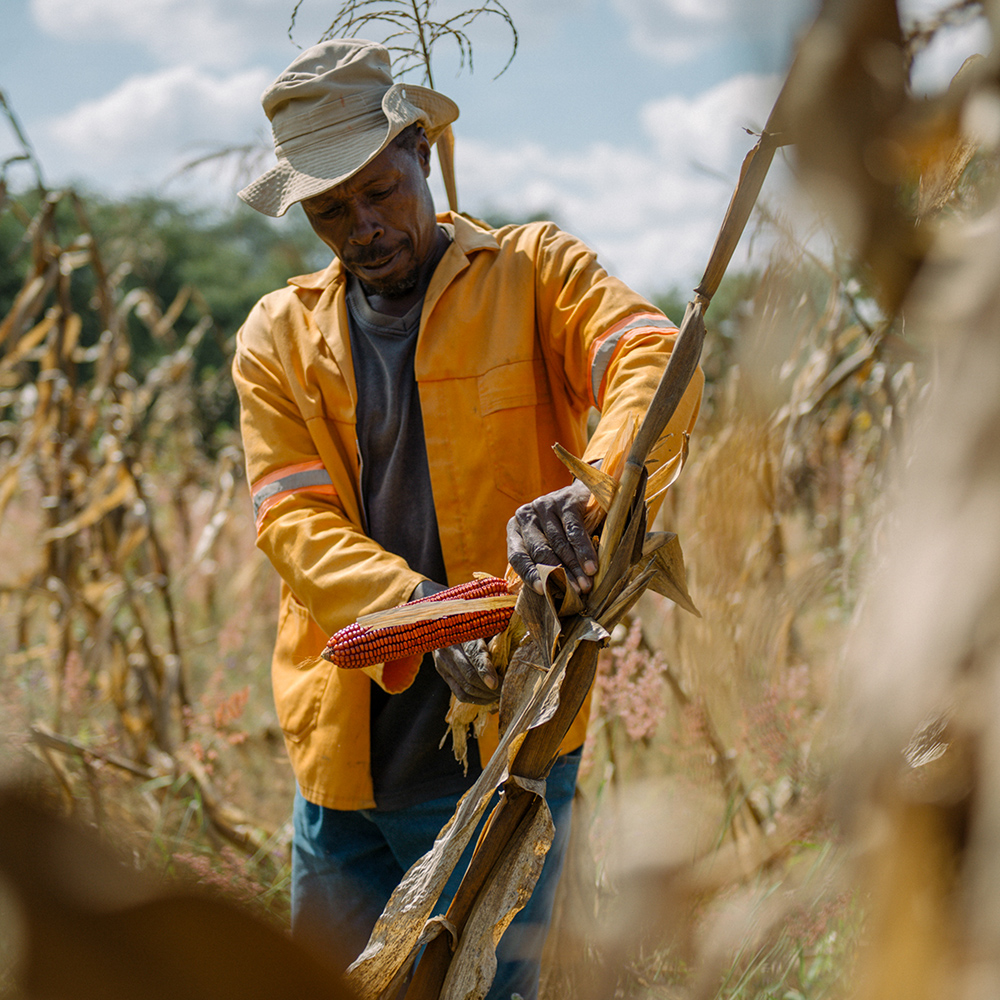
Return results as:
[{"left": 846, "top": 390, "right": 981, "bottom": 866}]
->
[{"left": 0, "top": 0, "right": 992, "bottom": 299}]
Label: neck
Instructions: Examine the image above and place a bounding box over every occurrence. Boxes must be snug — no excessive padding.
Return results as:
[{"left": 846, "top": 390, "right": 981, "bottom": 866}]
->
[{"left": 364, "top": 226, "right": 449, "bottom": 318}]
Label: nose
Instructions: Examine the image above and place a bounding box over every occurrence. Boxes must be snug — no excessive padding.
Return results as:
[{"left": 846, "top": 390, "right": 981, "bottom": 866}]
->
[{"left": 348, "top": 204, "right": 384, "bottom": 247}]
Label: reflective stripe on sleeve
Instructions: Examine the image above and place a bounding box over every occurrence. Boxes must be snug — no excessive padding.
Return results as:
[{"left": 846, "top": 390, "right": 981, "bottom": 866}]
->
[
  {"left": 251, "top": 461, "right": 337, "bottom": 532},
  {"left": 589, "top": 312, "right": 678, "bottom": 408}
]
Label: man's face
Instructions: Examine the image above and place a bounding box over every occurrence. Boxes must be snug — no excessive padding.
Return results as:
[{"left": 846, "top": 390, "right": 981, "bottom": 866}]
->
[{"left": 301, "top": 131, "right": 439, "bottom": 300}]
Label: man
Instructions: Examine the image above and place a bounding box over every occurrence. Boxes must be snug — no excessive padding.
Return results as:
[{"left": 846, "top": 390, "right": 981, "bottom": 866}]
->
[{"left": 233, "top": 38, "right": 702, "bottom": 999}]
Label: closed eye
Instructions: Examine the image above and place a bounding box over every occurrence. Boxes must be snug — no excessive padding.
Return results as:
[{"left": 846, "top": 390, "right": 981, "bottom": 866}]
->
[{"left": 314, "top": 203, "right": 343, "bottom": 220}]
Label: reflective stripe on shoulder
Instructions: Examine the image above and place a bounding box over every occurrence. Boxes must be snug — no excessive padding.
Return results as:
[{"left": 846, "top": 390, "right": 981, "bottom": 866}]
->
[
  {"left": 251, "top": 461, "right": 336, "bottom": 530},
  {"left": 589, "top": 312, "right": 678, "bottom": 408}
]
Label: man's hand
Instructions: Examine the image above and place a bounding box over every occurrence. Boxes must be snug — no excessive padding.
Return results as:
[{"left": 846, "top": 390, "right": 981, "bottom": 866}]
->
[
  {"left": 410, "top": 579, "right": 500, "bottom": 704},
  {"left": 432, "top": 639, "right": 500, "bottom": 705},
  {"left": 506, "top": 479, "right": 598, "bottom": 595}
]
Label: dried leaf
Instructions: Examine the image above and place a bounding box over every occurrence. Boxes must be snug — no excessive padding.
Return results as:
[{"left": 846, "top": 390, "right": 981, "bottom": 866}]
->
[
  {"left": 519, "top": 617, "right": 607, "bottom": 747},
  {"left": 498, "top": 640, "right": 547, "bottom": 741},
  {"left": 114, "top": 517, "right": 149, "bottom": 571},
  {"left": 439, "top": 787, "right": 553, "bottom": 1000},
  {"left": 40, "top": 467, "right": 134, "bottom": 542},
  {"left": 589, "top": 482, "right": 647, "bottom": 616},
  {"left": 552, "top": 442, "right": 618, "bottom": 514},
  {"left": 514, "top": 566, "right": 563, "bottom": 669},
  {"left": 60, "top": 312, "right": 82, "bottom": 362},
  {"left": 347, "top": 776, "right": 502, "bottom": 998},
  {"left": 356, "top": 593, "right": 516, "bottom": 628},
  {"left": 645, "top": 533, "right": 700, "bottom": 617},
  {"left": 486, "top": 610, "right": 526, "bottom": 674},
  {"left": 644, "top": 432, "right": 689, "bottom": 503},
  {"left": 0, "top": 309, "right": 57, "bottom": 373},
  {"left": 0, "top": 266, "right": 57, "bottom": 347}
]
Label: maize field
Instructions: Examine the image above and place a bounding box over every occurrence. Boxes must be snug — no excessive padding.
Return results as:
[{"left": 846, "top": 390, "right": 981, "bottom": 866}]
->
[{"left": 3, "top": 0, "right": 1000, "bottom": 998}]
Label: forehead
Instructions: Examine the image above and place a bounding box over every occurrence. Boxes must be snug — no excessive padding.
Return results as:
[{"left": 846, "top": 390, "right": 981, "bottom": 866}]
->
[{"left": 303, "top": 142, "right": 411, "bottom": 211}]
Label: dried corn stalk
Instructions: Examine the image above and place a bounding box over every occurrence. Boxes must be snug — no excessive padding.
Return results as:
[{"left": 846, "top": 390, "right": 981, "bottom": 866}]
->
[{"left": 0, "top": 132, "right": 274, "bottom": 850}]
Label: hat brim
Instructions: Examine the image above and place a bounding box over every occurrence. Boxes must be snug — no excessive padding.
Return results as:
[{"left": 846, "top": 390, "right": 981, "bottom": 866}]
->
[{"left": 238, "top": 83, "right": 459, "bottom": 217}]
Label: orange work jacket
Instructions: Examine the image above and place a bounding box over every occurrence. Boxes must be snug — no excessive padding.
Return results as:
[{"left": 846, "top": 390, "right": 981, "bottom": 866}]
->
[{"left": 233, "top": 213, "right": 703, "bottom": 810}]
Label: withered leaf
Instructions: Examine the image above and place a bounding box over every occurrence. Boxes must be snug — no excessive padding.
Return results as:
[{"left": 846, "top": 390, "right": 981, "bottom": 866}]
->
[
  {"left": 439, "top": 790, "right": 553, "bottom": 1000},
  {"left": 498, "top": 640, "right": 546, "bottom": 741},
  {"left": 589, "top": 483, "right": 647, "bottom": 616},
  {"left": 40, "top": 466, "right": 135, "bottom": 542},
  {"left": 347, "top": 780, "right": 500, "bottom": 998},
  {"left": 552, "top": 442, "right": 618, "bottom": 514},
  {"left": 514, "top": 565, "right": 566, "bottom": 669},
  {"left": 646, "top": 533, "right": 700, "bottom": 617},
  {"left": 644, "top": 433, "right": 689, "bottom": 504}
]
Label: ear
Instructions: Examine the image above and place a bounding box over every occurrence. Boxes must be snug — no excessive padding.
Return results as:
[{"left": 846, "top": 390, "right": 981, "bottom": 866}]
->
[{"left": 416, "top": 129, "right": 432, "bottom": 177}]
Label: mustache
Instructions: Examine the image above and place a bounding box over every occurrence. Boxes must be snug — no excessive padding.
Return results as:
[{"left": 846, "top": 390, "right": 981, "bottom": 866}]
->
[{"left": 345, "top": 240, "right": 407, "bottom": 267}]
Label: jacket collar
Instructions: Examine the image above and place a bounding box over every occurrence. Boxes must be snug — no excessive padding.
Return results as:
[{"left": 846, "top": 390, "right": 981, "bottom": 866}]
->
[{"left": 285, "top": 211, "right": 499, "bottom": 292}]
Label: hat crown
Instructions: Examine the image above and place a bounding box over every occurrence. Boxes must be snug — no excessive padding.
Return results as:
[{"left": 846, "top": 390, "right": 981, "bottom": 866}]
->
[
  {"left": 239, "top": 36, "right": 458, "bottom": 216},
  {"left": 263, "top": 39, "right": 395, "bottom": 142}
]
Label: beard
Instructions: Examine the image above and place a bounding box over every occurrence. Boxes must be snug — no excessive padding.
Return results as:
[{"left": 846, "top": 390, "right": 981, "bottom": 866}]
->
[
  {"left": 357, "top": 265, "right": 420, "bottom": 301},
  {"left": 345, "top": 239, "right": 423, "bottom": 301}
]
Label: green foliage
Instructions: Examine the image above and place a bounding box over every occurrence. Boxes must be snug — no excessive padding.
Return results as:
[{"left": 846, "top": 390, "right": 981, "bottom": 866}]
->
[
  {"left": 82, "top": 193, "right": 325, "bottom": 359},
  {"left": 476, "top": 207, "right": 563, "bottom": 231},
  {"left": 1, "top": 188, "right": 328, "bottom": 444}
]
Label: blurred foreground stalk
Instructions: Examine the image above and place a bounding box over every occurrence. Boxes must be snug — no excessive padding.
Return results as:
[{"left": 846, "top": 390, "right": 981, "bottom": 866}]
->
[{"left": 787, "top": 1, "right": 1000, "bottom": 999}]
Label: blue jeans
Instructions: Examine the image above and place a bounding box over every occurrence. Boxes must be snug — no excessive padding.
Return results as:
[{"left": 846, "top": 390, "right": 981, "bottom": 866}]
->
[{"left": 291, "top": 750, "right": 582, "bottom": 1000}]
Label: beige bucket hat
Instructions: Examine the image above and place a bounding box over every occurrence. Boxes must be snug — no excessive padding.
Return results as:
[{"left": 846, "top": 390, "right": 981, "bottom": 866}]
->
[{"left": 238, "top": 38, "right": 459, "bottom": 217}]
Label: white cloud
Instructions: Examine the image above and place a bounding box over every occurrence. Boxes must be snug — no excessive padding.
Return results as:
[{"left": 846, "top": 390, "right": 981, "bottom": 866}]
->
[
  {"left": 30, "top": 0, "right": 295, "bottom": 66},
  {"left": 613, "top": 0, "right": 815, "bottom": 64},
  {"left": 28, "top": 0, "right": 574, "bottom": 72},
  {"left": 447, "top": 71, "right": 787, "bottom": 295},
  {"left": 20, "top": 0, "right": 793, "bottom": 293},
  {"left": 642, "top": 72, "right": 780, "bottom": 162},
  {"left": 42, "top": 65, "right": 273, "bottom": 191}
]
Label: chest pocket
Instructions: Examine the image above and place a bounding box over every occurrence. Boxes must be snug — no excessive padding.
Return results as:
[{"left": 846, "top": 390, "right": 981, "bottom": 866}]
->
[{"left": 478, "top": 359, "right": 552, "bottom": 500}]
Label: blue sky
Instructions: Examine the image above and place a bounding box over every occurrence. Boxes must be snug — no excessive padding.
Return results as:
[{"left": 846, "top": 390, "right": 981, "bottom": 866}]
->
[{"left": 1, "top": 0, "right": 990, "bottom": 298}]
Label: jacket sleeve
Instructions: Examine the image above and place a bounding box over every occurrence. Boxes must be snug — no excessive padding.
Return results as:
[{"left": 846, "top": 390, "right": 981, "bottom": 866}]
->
[
  {"left": 233, "top": 296, "right": 425, "bottom": 682},
  {"left": 530, "top": 224, "right": 704, "bottom": 474}
]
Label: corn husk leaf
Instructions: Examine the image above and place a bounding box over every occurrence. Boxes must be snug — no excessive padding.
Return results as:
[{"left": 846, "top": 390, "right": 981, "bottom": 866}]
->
[
  {"left": 552, "top": 442, "right": 618, "bottom": 514},
  {"left": 644, "top": 432, "right": 689, "bottom": 504},
  {"left": 498, "top": 640, "right": 547, "bottom": 741},
  {"left": 438, "top": 784, "right": 553, "bottom": 1000},
  {"left": 513, "top": 562, "right": 585, "bottom": 669},
  {"left": 348, "top": 611, "right": 596, "bottom": 999},
  {"left": 355, "top": 593, "right": 516, "bottom": 629},
  {"left": 643, "top": 531, "right": 700, "bottom": 617}
]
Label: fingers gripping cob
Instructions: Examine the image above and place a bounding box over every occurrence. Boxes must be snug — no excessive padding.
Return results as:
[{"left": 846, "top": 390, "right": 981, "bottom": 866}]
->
[{"left": 321, "top": 575, "right": 516, "bottom": 667}]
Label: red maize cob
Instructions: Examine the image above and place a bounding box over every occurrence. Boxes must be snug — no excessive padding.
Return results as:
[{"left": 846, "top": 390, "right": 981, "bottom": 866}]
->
[{"left": 322, "top": 576, "right": 513, "bottom": 667}]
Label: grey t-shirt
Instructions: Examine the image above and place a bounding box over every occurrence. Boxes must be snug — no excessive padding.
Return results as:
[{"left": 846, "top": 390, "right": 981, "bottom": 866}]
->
[{"left": 345, "top": 259, "right": 483, "bottom": 810}]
